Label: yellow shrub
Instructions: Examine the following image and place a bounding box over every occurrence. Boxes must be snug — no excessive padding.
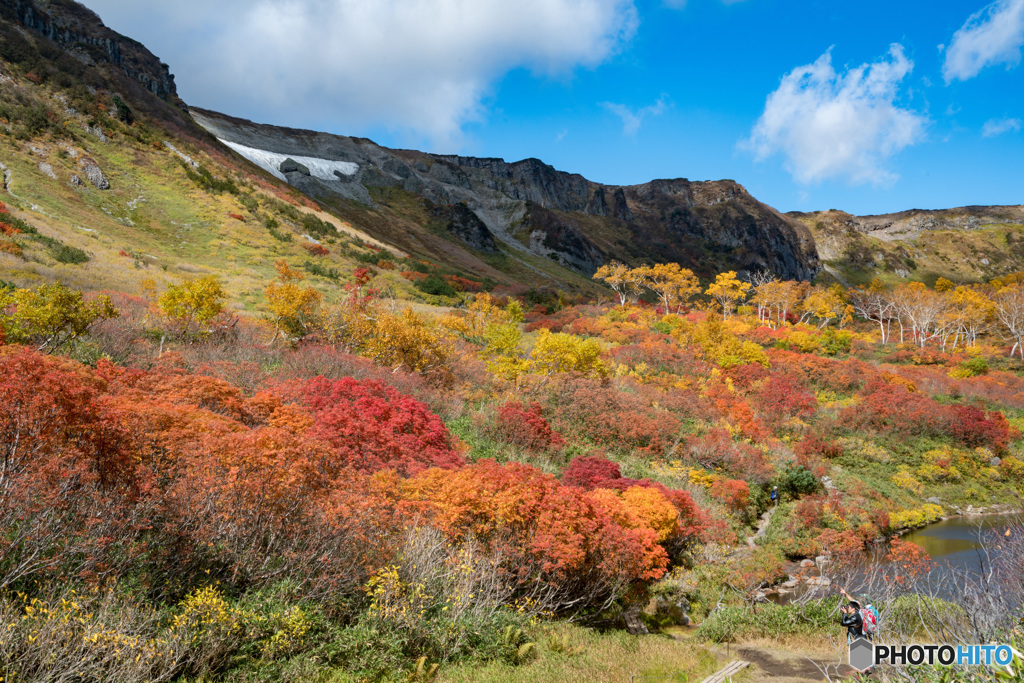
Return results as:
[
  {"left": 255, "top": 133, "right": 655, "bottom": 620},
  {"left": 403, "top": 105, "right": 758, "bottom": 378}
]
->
[
  {"left": 784, "top": 330, "right": 820, "bottom": 353},
  {"left": 889, "top": 504, "right": 944, "bottom": 531},
  {"left": 529, "top": 330, "right": 606, "bottom": 377}
]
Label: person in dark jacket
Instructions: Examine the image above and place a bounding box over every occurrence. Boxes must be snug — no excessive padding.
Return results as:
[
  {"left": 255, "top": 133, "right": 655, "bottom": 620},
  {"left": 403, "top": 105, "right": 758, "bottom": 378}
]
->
[
  {"left": 840, "top": 603, "right": 864, "bottom": 643},
  {"left": 841, "top": 603, "right": 875, "bottom": 675}
]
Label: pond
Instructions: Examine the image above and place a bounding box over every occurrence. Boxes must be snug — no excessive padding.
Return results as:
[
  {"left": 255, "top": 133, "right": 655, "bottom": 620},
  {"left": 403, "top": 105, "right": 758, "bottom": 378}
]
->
[
  {"left": 768, "top": 512, "right": 1024, "bottom": 604},
  {"left": 901, "top": 512, "right": 1024, "bottom": 579}
]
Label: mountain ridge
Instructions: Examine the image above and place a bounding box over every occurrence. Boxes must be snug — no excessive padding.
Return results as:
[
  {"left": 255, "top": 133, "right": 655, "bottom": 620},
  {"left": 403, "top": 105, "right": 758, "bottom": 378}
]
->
[{"left": 191, "top": 107, "right": 820, "bottom": 282}]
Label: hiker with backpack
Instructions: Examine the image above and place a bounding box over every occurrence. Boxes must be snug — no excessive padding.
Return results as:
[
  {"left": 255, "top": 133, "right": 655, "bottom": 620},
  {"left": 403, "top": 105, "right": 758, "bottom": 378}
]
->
[
  {"left": 840, "top": 587, "right": 879, "bottom": 639},
  {"left": 839, "top": 588, "right": 879, "bottom": 648}
]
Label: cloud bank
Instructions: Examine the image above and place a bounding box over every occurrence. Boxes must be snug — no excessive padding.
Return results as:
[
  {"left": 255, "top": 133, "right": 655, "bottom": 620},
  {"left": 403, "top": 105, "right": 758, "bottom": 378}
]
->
[
  {"left": 83, "top": 0, "right": 638, "bottom": 150},
  {"left": 943, "top": 0, "right": 1024, "bottom": 82},
  {"left": 743, "top": 45, "right": 926, "bottom": 185},
  {"left": 982, "top": 117, "right": 1022, "bottom": 136}
]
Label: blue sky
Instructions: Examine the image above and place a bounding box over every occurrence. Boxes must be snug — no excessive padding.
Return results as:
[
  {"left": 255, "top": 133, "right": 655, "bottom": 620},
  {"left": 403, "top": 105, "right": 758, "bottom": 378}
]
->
[{"left": 81, "top": 0, "right": 1023, "bottom": 215}]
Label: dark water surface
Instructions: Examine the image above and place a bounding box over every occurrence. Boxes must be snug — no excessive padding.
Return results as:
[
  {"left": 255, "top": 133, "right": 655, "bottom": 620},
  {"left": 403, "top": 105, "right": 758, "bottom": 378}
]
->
[{"left": 901, "top": 512, "right": 1024, "bottom": 579}]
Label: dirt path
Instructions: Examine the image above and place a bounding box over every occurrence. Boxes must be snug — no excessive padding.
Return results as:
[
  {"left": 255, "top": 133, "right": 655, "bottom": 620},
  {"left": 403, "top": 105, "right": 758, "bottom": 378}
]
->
[
  {"left": 746, "top": 505, "right": 777, "bottom": 549},
  {"left": 735, "top": 645, "right": 850, "bottom": 681},
  {"left": 692, "top": 639, "right": 854, "bottom": 682}
]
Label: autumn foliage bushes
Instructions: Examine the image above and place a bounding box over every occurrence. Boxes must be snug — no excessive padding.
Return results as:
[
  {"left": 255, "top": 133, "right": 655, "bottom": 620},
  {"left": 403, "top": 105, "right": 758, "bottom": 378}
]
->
[
  {"left": 290, "top": 375, "right": 465, "bottom": 475},
  {"left": 484, "top": 400, "right": 565, "bottom": 452},
  {"left": 0, "top": 346, "right": 706, "bottom": 626},
  {"left": 839, "top": 378, "right": 1013, "bottom": 453},
  {"left": 536, "top": 375, "right": 703, "bottom": 457}
]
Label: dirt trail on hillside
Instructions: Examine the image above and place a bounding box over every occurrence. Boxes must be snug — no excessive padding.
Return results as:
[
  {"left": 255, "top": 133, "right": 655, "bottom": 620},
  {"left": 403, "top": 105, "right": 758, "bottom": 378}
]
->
[
  {"left": 693, "top": 639, "right": 853, "bottom": 682},
  {"left": 735, "top": 644, "right": 851, "bottom": 681}
]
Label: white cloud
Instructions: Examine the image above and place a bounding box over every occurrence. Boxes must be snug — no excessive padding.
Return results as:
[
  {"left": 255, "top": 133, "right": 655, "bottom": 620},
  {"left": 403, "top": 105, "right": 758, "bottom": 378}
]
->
[
  {"left": 81, "top": 0, "right": 638, "bottom": 150},
  {"left": 742, "top": 45, "right": 927, "bottom": 186},
  {"left": 662, "top": 0, "right": 747, "bottom": 8},
  {"left": 943, "top": 0, "right": 1024, "bottom": 83},
  {"left": 602, "top": 95, "right": 669, "bottom": 135},
  {"left": 982, "top": 117, "right": 1022, "bottom": 136}
]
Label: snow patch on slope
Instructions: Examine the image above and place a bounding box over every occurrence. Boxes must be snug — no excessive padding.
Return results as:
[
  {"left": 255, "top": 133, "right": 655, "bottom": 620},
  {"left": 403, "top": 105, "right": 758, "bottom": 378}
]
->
[{"left": 218, "top": 139, "right": 359, "bottom": 182}]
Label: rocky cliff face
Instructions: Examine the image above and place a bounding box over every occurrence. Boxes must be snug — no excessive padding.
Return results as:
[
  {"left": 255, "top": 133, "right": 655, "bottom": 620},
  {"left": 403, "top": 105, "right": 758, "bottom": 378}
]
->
[
  {"left": 192, "top": 108, "right": 820, "bottom": 281},
  {"left": 1, "top": 0, "right": 179, "bottom": 103}
]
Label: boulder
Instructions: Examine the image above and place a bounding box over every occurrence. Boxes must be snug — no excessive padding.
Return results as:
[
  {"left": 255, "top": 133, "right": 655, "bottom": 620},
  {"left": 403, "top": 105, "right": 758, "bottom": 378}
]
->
[
  {"left": 927, "top": 497, "right": 942, "bottom": 505},
  {"left": 815, "top": 555, "right": 830, "bottom": 567},
  {"left": 334, "top": 168, "right": 357, "bottom": 183},
  {"left": 991, "top": 457, "right": 1002, "bottom": 467},
  {"left": 69, "top": 174, "right": 83, "bottom": 186},
  {"left": 280, "top": 158, "right": 310, "bottom": 176},
  {"left": 643, "top": 595, "right": 691, "bottom": 626},
  {"left": 799, "top": 559, "right": 815, "bottom": 568},
  {"left": 80, "top": 157, "right": 109, "bottom": 189}
]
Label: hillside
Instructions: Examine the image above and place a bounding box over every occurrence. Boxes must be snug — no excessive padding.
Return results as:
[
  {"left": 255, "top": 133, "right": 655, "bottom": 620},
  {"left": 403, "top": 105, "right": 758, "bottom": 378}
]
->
[
  {"left": 0, "top": 0, "right": 823, "bottom": 312},
  {"left": 792, "top": 205, "right": 1024, "bottom": 287}
]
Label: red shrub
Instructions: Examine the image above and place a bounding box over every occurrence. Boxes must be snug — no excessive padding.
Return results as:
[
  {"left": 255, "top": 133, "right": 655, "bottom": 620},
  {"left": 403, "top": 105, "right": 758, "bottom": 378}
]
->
[
  {"left": 561, "top": 455, "right": 625, "bottom": 489},
  {"left": 724, "top": 362, "right": 771, "bottom": 390},
  {"left": 405, "top": 460, "right": 670, "bottom": 607},
  {"left": 489, "top": 400, "right": 565, "bottom": 451},
  {"left": 710, "top": 479, "right": 750, "bottom": 512},
  {"left": 541, "top": 376, "right": 683, "bottom": 457},
  {"left": 948, "top": 405, "right": 1011, "bottom": 453},
  {"left": 228, "top": 212, "right": 245, "bottom": 222},
  {"left": 754, "top": 374, "right": 817, "bottom": 427},
  {"left": 304, "top": 243, "right": 330, "bottom": 256},
  {"left": 293, "top": 375, "right": 465, "bottom": 475},
  {"left": 444, "top": 275, "right": 483, "bottom": 292}
]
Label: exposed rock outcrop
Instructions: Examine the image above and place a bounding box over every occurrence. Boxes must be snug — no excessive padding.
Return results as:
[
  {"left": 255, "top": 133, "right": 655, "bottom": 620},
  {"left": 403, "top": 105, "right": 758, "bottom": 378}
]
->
[
  {"left": 279, "top": 158, "right": 310, "bottom": 176},
  {"left": 79, "top": 156, "right": 108, "bottom": 189},
  {"left": 1, "top": 0, "right": 180, "bottom": 103},
  {"left": 432, "top": 202, "right": 498, "bottom": 253}
]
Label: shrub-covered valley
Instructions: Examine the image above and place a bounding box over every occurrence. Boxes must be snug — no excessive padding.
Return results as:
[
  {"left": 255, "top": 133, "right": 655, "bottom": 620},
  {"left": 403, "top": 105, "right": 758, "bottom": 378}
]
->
[
  {"left": 3, "top": 3, "right": 1024, "bottom": 681},
  {"left": 4, "top": 254, "right": 1024, "bottom": 681}
]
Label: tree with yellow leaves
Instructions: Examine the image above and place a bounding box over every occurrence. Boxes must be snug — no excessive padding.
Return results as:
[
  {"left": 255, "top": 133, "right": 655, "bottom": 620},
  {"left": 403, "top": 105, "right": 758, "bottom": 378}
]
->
[
  {"left": 158, "top": 275, "right": 227, "bottom": 339},
  {"left": 264, "top": 260, "right": 322, "bottom": 345},
  {"left": 0, "top": 282, "right": 117, "bottom": 351},
  {"left": 705, "top": 271, "right": 751, "bottom": 319},
  {"left": 943, "top": 285, "right": 994, "bottom": 350},
  {"left": 636, "top": 263, "right": 701, "bottom": 313},
  {"left": 799, "top": 284, "right": 847, "bottom": 329},
  {"left": 593, "top": 261, "right": 644, "bottom": 306}
]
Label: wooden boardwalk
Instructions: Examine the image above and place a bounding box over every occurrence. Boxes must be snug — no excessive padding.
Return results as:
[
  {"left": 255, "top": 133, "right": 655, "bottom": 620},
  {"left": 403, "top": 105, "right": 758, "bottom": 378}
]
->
[{"left": 700, "top": 659, "right": 751, "bottom": 683}]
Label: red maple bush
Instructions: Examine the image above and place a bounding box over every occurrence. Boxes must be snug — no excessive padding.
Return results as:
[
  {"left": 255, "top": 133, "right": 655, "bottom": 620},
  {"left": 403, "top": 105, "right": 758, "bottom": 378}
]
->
[
  {"left": 948, "top": 405, "right": 1012, "bottom": 453},
  {"left": 684, "top": 429, "right": 775, "bottom": 483},
  {"left": 291, "top": 376, "right": 465, "bottom": 475},
  {"left": 487, "top": 400, "right": 565, "bottom": 452},
  {"left": 753, "top": 374, "right": 816, "bottom": 428},
  {"left": 840, "top": 379, "right": 1012, "bottom": 452},
  {"left": 710, "top": 479, "right": 750, "bottom": 512},
  {"left": 561, "top": 455, "right": 711, "bottom": 543},
  {"left": 303, "top": 243, "right": 330, "bottom": 256},
  {"left": 0, "top": 348, "right": 153, "bottom": 589}
]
